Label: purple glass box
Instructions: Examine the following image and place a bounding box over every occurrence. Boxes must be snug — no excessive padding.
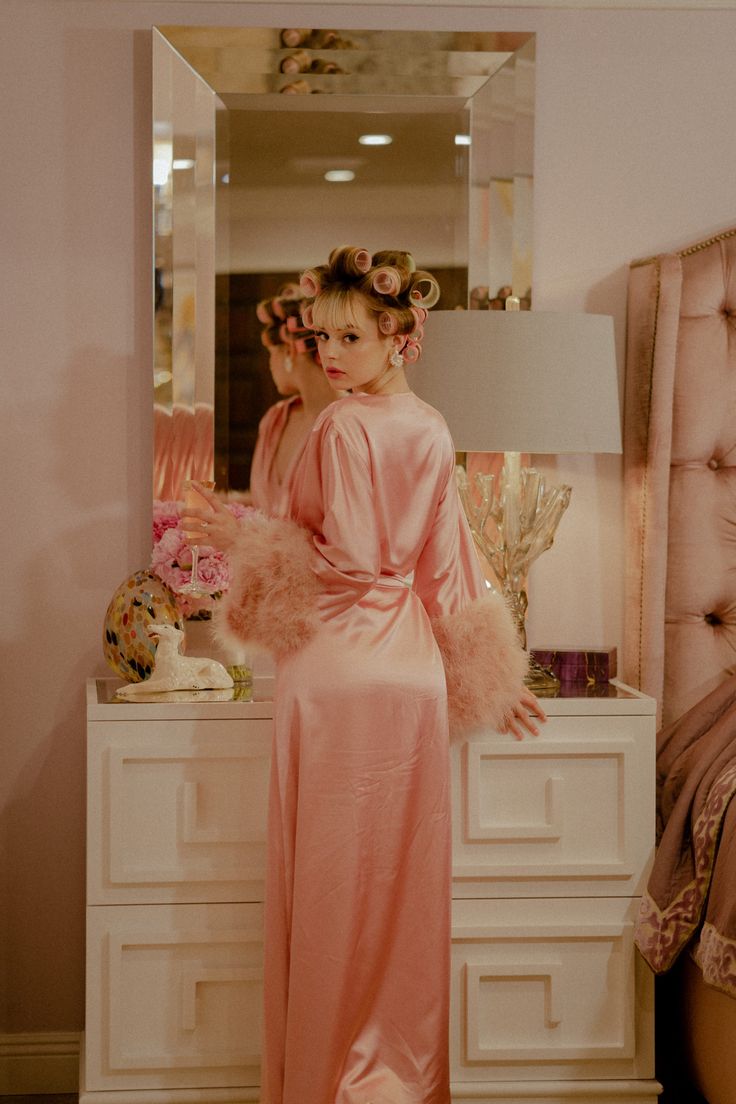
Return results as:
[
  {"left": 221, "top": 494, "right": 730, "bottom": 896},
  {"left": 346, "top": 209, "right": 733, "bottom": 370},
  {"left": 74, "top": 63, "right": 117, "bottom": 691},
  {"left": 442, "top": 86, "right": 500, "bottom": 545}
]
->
[{"left": 530, "top": 647, "right": 617, "bottom": 685}]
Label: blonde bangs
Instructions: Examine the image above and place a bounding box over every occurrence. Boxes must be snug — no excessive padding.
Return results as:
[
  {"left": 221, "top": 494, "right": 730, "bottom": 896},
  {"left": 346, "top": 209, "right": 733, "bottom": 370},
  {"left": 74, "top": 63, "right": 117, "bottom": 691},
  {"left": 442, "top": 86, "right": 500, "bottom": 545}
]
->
[{"left": 310, "top": 288, "right": 366, "bottom": 332}]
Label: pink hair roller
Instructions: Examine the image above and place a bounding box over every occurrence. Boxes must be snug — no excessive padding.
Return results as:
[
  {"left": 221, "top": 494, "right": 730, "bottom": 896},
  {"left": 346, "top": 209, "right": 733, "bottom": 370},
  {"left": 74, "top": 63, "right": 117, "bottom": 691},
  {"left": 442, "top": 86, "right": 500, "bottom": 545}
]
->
[
  {"left": 279, "top": 323, "right": 290, "bottom": 342},
  {"left": 354, "top": 249, "right": 372, "bottom": 273},
  {"left": 373, "top": 267, "right": 401, "bottom": 296},
  {"left": 294, "top": 338, "right": 309, "bottom": 354},
  {"left": 286, "top": 315, "right": 300, "bottom": 332},
  {"left": 299, "top": 271, "right": 321, "bottom": 297},
  {"left": 410, "top": 306, "right": 428, "bottom": 328},
  {"left": 256, "top": 302, "right": 272, "bottom": 325},
  {"left": 272, "top": 299, "right": 286, "bottom": 320},
  {"left": 411, "top": 325, "right": 424, "bottom": 344},
  {"left": 403, "top": 341, "right": 420, "bottom": 364},
  {"left": 301, "top": 304, "right": 314, "bottom": 328},
  {"left": 378, "top": 311, "right": 399, "bottom": 335}
]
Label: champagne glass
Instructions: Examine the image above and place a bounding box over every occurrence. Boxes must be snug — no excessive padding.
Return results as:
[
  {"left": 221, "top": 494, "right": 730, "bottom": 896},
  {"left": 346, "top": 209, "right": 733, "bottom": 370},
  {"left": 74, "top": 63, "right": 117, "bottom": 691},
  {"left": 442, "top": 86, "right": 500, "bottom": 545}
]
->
[{"left": 180, "top": 479, "right": 216, "bottom": 596}]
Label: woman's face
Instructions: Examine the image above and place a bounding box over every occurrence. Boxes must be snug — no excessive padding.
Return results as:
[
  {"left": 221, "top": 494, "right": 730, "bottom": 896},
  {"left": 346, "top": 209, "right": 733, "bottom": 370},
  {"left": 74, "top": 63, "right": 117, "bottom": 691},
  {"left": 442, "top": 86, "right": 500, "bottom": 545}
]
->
[
  {"left": 313, "top": 298, "right": 402, "bottom": 394},
  {"left": 267, "top": 343, "right": 299, "bottom": 396}
]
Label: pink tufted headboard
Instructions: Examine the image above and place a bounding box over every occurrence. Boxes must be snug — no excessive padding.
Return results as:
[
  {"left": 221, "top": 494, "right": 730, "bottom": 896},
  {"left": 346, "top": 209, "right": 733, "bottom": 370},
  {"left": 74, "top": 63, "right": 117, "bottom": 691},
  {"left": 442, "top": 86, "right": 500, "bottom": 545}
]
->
[{"left": 623, "top": 227, "right": 736, "bottom": 728}]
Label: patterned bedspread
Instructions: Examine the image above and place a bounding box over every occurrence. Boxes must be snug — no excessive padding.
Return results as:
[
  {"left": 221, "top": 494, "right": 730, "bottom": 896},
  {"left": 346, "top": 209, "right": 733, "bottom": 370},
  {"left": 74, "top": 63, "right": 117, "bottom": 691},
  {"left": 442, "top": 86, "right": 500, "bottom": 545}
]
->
[{"left": 635, "top": 672, "right": 736, "bottom": 998}]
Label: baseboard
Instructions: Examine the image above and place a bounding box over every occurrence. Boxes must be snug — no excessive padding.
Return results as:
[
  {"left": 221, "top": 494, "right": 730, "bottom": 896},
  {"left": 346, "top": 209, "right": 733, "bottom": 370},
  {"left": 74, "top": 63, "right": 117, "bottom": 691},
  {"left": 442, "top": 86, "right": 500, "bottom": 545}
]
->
[{"left": 0, "top": 1032, "right": 80, "bottom": 1093}]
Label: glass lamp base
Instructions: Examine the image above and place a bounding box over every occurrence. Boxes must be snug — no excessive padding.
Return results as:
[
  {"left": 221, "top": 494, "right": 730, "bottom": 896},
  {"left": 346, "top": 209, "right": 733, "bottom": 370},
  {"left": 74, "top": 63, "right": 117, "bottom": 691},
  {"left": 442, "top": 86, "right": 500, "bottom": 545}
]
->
[{"left": 524, "top": 654, "right": 561, "bottom": 696}]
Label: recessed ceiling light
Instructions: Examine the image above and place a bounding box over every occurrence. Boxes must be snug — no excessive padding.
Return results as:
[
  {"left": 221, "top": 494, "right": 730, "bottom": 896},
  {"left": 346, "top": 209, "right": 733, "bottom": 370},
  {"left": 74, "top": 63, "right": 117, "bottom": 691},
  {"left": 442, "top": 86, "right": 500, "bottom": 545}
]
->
[
  {"left": 454, "top": 134, "right": 472, "bottom": 146},
  {"left": 358, "top": 134, "right": 393, "bottom": 146},
  {"left": 324, "top": 169, "right": 355, "bottom": 183}
]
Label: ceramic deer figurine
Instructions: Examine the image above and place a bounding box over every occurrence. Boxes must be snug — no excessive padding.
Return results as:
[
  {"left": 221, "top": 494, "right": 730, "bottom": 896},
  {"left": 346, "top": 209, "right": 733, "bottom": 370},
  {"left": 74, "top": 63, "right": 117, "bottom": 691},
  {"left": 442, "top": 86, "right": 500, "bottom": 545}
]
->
[{"left": 116, "top": 623, "right": 234, "bottom": 697}]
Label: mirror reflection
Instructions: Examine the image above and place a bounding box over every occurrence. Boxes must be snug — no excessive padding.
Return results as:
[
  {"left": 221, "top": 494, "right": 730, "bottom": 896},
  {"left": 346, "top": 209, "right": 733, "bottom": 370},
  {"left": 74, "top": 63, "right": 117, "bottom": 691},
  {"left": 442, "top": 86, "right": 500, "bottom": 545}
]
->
[{"left": 152, "top": 26, "right": 534, "bottom": 500}]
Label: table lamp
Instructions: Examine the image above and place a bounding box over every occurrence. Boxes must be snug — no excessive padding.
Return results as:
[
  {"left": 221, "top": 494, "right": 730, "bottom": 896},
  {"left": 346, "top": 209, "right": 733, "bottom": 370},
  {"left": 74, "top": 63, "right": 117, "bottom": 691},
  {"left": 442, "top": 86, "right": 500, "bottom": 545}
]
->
[{"left": 412, "top": 305, "right": 621, "bottom": 691}]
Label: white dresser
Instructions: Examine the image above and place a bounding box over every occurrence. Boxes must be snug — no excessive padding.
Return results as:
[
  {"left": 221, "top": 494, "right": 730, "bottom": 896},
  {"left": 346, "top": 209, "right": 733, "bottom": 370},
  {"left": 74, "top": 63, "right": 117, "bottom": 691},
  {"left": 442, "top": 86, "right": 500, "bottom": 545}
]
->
[{"left": 81, "top": 678, "right": 659, "bottom": 1103}]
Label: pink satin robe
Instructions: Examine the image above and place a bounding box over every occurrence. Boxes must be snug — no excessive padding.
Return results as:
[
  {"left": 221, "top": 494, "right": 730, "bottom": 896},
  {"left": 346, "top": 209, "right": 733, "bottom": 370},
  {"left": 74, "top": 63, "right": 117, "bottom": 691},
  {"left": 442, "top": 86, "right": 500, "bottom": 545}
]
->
[
  {"left": 250, "top": 396, "right": 305, "bottom": 517},
  {"left": 261, "top": 392, "right": 487, "bottom": 1104}
]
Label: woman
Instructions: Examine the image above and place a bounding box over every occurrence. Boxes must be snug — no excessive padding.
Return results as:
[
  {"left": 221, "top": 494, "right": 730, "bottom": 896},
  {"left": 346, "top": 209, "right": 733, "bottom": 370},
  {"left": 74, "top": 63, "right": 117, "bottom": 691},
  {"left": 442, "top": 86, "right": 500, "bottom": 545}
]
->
[
  {"left": 186, "top": 247, "right": 544, "bottom": 1104},
  {"left": 250, "top": 291, "right": 337, "bottom": 516}
]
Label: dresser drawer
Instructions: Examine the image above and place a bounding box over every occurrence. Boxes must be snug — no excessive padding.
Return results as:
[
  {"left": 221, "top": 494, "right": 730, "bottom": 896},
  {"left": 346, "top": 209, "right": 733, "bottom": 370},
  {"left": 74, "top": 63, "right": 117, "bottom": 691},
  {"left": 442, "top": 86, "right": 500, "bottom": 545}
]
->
[
  {"left": 87, "top": 720, "right": 271, "bottom": 904},
  {"left": 84, "top": 901, "right": 263, "bottom": 1092},
  {"left": 451, "top": 714, "right": 655, "bottom": 898},
  {"left": 451, "top": 896, "right": 654, "bottom": 1084}
]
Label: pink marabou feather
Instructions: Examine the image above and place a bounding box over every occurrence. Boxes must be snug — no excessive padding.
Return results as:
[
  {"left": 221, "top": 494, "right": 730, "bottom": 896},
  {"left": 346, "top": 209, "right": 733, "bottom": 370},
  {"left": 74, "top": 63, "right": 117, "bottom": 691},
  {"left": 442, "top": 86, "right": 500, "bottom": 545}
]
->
[
  {"left": 213, "top": 513, "right": 319, "bottom": 658},
  {"left": 432, "top": 592, "right": 528, "bottom": 740}
]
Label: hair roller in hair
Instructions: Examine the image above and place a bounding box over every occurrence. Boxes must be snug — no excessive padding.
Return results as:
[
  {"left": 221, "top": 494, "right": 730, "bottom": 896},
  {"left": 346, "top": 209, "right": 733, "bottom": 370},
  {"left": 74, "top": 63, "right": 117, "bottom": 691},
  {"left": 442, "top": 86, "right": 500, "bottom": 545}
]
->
[
  {"left": 294, "top": 335, "right": 317, "bottom": 355},
  {"left": 301, "top": 304, "right": 314, "bottom": 328},
  {"left": 378, "top": 311, "right": 399, "bottom": 335},
  {"left": 333, "top": 246, "right": 371, "bottom": 277},
  {"left": 272, "top": 298, "right": 286, "bottom": 320},
  {"left": 403, "top": 340, "right": 420, "bottom": 364},
  {"left": 280, "top": 50, "right": 310, "bottom": 74},
  {"left": 410, "top": 305, "right": 428, "bottom": 330},
  {"left": 285, "top": 315, "right": 300, "bottom": 332},
  {"left": 279, "top": 79, "right": 311, "bottom": 95},
  {"left": 353, "top": 248, "right": 372, "bottom": 274},
  {"left": 299, "top": 270, "right": 321, "bottom": 298},
  {"left": 280, "top": 28, "right": 311, "bottom": 48},
  {"left": 256, "top": 301, "right": 273, "bottom": 325},
  {"left": 372, "top": 266, "right": 402, "bottom": 297},
  {"left": 410, "top": 278, "right": 440, "bottom": 309}
]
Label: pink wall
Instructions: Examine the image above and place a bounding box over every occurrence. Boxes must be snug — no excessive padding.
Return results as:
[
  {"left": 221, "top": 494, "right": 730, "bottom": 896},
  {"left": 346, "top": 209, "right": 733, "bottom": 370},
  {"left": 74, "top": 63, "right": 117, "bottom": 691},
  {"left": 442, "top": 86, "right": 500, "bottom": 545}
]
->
[{"left": 1, "top": 0, "right": 735, "bottom": 1037}]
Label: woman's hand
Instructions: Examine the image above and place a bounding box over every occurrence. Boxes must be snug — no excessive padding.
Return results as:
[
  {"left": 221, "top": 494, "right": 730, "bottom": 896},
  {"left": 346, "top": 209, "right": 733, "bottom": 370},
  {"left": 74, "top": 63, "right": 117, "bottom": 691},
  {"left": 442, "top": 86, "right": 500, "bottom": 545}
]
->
[
  {"left": 180, "top": 482, "right": 242, "bottom": 553},
  {"left": 499, "top": 688, "right": 547, "bottom": 741}
]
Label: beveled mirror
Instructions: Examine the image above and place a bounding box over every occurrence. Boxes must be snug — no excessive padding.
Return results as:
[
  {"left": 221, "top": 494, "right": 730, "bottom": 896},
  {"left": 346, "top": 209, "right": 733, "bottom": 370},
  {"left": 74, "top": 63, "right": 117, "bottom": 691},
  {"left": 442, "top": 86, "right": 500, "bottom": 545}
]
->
[{"left": 152, "top": 26, "right": 535, "bottom": 499}]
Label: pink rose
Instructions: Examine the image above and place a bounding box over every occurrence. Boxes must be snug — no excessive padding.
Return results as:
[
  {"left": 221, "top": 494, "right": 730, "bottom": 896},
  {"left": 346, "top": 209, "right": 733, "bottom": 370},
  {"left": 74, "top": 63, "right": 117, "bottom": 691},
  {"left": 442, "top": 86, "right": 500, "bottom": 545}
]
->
[
  {"left": 150, "top": 500, "right": 257, "bottom": 616},
  {"left": 152, "top": 499, "right": 182, "bottom": 544}
]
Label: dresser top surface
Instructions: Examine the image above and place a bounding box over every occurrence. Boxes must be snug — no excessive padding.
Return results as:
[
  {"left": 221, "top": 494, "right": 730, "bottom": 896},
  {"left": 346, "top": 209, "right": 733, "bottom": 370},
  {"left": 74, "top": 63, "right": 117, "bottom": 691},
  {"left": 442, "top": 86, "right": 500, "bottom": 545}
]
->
[
  {"left": 88, "top": 677, "right": 654, "bottom": 721},
  {"left": 87, "top": 676, "right": 276, "bottom": 720}
]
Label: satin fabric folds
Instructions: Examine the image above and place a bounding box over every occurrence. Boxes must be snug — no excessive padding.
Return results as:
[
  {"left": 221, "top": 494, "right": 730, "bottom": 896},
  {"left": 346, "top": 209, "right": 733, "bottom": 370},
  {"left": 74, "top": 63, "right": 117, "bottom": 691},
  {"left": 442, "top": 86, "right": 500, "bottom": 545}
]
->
[
  {"left": 250, "top": 395, "right": 306, "bottom": 516},
  {"left": 218, "top": 392, "right": 526, "bottom": 1104}
]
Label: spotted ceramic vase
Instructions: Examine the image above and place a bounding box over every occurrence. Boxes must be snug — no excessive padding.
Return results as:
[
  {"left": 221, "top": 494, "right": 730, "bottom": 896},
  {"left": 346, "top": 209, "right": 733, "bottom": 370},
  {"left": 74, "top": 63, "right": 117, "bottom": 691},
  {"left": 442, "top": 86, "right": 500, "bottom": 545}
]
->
[{"left": 102, "top": 569, "right": 183, "bottom": 682}]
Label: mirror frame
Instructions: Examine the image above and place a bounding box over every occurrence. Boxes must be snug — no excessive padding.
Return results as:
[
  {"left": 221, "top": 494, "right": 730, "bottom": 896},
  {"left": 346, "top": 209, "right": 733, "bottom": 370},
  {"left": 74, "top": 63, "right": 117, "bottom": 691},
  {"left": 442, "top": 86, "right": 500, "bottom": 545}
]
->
[{"left": 152, "top": 26, "right": 535, "bottom": 499}]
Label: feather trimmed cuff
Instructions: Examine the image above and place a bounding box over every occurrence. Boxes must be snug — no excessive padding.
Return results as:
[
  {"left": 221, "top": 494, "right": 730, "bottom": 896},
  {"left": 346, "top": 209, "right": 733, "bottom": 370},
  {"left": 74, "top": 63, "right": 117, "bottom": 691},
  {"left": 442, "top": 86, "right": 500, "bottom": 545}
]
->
[
  {"left": 213, "top": 513, "right": 319, "bottom": 658},
  {"left": 432, "top": 592, "right": 528, "bottom": 740}
]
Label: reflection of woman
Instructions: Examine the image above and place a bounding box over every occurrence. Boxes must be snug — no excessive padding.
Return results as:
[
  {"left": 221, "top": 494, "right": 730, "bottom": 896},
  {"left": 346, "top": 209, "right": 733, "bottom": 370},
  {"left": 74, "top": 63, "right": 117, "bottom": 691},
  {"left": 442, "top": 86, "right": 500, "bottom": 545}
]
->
[
  {"left": 185, "top": 247, "right": 544, "bottom": 1104},
  {"left": 250, "top": 292, "right": 337, "bottom": 516}
]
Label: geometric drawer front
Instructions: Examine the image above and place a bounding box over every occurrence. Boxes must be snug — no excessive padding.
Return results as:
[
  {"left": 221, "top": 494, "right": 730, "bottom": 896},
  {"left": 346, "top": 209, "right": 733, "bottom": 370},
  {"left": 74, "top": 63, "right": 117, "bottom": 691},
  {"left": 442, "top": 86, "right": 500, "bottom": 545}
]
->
[
  {"left": 452, "top": 716, "right": 655, "bottom": 897},
  {"left": 451, "top": 897, "right": 654, "bottom": 1083},
  {"left": 87, "top": 721, "right": 271, "bottom": 904},
  {"left": 84, "top": 903, "right": 263, "bottom": 1091}
]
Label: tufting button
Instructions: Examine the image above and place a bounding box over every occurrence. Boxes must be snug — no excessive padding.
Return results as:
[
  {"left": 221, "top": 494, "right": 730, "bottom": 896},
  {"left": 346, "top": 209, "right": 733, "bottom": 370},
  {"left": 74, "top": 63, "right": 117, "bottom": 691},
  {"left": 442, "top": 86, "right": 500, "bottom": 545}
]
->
[
  {"left": 705, "top": 612, "right": 722, "bottom": 625},
  {"left": 708, "top": 458, "right": 719, "bottom": 470}
]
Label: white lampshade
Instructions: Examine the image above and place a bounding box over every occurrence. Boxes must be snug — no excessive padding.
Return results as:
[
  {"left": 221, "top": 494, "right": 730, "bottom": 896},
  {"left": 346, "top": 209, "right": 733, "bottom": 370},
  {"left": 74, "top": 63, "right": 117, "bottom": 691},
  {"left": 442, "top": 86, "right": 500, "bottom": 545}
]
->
[{"left": 412, "top": 311, "right": 621, "bottom": 455}]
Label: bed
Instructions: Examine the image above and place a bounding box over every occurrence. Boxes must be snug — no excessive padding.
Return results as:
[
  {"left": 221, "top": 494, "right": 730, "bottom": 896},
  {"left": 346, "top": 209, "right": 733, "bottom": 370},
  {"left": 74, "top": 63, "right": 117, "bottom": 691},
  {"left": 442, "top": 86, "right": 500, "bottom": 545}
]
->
[{"left": 623, "top": 226, "right": 736, "bottom": 1104}]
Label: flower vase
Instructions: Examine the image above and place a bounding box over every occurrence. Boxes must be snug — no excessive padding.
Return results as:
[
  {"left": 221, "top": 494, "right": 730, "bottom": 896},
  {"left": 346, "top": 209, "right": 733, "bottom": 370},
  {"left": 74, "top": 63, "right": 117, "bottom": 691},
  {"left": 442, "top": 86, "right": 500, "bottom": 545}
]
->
[{"left": 184, "top": 616, "right": 252, "bottom": 683}]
